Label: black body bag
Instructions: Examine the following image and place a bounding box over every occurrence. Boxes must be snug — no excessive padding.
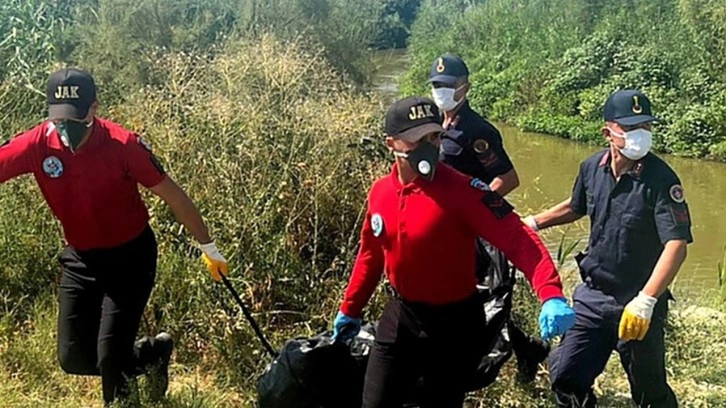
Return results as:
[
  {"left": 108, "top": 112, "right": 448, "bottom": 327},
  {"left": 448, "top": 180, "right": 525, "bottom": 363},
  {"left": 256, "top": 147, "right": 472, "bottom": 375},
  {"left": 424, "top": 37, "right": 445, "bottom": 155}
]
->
[
  {"left": 464, "top": 237, "right": 517, "bottom": 391},
  {"left": 256, "top": 324, "right": 374, "bottom": 408}
]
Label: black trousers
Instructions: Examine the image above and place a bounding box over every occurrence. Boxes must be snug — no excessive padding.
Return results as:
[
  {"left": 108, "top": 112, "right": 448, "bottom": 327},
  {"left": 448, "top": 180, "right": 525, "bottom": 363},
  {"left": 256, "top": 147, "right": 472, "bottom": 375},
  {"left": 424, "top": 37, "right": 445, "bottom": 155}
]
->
[
  {"left": 362, "top": 293, "right": 486, "bottom": 408},
  {"left": 57, "top": 225, "right": 159, "bottom": 404},
  {"left": 549, "top": 283, "right": 677, "bottom": 408}
]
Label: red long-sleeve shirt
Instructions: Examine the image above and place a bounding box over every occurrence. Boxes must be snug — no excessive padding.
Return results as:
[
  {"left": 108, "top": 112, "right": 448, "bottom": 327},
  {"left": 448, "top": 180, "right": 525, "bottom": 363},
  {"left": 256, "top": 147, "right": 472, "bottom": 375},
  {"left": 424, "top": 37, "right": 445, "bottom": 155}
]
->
[{"left": 340, "top": 163, "right": 564, "bottom": 318}]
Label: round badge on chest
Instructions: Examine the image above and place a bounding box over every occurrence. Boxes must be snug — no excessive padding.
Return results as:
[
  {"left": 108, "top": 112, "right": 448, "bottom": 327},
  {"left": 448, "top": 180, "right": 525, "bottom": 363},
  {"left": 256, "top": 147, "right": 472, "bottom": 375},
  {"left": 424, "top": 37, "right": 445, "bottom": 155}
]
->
[{"left": 42, "top": 156, "right": 64, "bottom": 178}]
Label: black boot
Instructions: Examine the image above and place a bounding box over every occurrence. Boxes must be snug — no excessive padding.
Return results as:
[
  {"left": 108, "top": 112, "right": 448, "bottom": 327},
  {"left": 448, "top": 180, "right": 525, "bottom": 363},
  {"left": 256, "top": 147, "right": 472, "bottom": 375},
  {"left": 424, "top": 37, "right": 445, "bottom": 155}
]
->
[{"left": 145, "top": 332, "right": 174, "bottom": 402}]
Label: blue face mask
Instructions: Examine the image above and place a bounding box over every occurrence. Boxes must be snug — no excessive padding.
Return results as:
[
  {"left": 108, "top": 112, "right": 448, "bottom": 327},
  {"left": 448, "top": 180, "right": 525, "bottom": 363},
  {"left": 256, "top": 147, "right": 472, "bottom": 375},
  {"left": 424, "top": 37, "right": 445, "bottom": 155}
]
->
[{"left": 56, "top": 119, "right": 93, "bottom": 152}]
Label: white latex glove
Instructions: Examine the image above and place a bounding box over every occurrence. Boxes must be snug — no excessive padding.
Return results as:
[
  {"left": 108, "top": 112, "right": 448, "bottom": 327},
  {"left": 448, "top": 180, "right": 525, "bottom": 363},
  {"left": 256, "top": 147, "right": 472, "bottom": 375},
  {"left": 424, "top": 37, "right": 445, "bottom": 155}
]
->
[{"left": 523, "top": 215, "right": 539, "bottom": 232}]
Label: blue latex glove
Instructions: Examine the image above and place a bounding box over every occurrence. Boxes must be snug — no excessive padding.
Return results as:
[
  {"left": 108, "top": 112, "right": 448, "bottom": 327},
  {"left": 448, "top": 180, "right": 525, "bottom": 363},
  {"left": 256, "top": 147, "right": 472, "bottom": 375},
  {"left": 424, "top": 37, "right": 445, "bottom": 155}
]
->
[
  {"left": 332, "top": 311, "right": 361, "bottom": 343},
  {"left": 539, "top": 297, "right": 576, "bottom": 340}
]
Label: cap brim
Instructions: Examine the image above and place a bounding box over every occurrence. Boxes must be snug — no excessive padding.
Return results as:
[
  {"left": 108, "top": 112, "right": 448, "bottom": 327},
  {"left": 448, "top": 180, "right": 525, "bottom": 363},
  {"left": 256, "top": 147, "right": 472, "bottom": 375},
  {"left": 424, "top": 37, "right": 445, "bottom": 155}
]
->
[
  {"left": 395, "top": 122, "right": 445, "bottom": 143},
  {"left": 427, "top": 74, "right": 458, "bottom": 85},
  {"left": 48, "top": 104, "right": 89, "bottom": 121},
  {"left": 614, "top": 115, "right": 660, "bottom": 126}
]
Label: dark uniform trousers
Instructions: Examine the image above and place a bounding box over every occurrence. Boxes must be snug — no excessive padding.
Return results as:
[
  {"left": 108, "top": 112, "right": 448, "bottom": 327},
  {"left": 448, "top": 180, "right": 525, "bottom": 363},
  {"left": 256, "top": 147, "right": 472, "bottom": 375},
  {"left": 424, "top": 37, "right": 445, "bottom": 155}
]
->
[
  {"left": 362, "top": 292, "right": 486, "bottom": 408},
  {"left": 549, "top": 283, "right": 677, "bottom": 408},
  {"left": 57, "top": 225, "right": 159, "bottom": 404}
]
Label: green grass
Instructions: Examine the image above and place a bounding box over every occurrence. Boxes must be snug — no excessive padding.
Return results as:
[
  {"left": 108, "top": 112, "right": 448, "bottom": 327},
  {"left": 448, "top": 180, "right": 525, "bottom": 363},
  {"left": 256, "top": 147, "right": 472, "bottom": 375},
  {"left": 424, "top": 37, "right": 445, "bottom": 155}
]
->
[
  {"left": 3, "top": 271, "right": 725, "bottom": 407},
  {"left": 718, "top": 247, "right": 726, "bottom": 302}
]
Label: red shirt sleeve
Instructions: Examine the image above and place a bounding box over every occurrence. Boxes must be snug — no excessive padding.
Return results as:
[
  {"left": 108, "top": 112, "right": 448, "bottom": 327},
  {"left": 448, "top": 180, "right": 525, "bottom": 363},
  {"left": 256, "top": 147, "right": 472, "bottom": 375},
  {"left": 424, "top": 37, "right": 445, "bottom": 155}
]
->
[
  {"left": 453, "top": 181, "right": 564, "bottom": 303},
  {"left": 340, "top": 197, "right": 385, "bottom": 318},
  {"left": 0, "top": 131, "right": 35, "bottom": 183},
  {"left": 125, "top": 134, "right": 166, "bottom": 188}
]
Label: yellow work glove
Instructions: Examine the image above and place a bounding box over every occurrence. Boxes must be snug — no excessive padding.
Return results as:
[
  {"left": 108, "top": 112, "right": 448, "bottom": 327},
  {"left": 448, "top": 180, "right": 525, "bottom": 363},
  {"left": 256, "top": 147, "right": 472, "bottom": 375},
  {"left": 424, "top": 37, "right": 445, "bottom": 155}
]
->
[
  {"left": 618, "top": 291, "right": 657, "bottom": 341},
  {"left": 200, "top": 242, "right": 228, "bottom": 282}
]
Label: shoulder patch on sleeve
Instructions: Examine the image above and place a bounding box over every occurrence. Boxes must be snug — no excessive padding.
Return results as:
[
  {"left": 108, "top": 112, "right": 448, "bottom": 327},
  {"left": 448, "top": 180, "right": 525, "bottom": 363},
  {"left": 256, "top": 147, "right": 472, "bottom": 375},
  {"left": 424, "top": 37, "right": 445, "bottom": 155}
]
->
[
  {"left": 479, "top": 152, "right": 500, "bottom": 168},
  {"left": 480, "top": 191, "right": 514, "bottom": 219},
  {"left": 669, "top": 184, "right": 685, "bottom": 203},
  {"left": 471, "top": 136, "right": 501, "bottom": 168},
  {"left": 669, "top": 202, "right": 690, "bottom": 226},
  {"left": 138, "top": 136, "right": 153, "bottom": 152},
  {"left": 472, "top": 138, "right": 489, "bottom": 153},
  {"left": 150, "top": 154, "right": 165, "bottom": 175}
]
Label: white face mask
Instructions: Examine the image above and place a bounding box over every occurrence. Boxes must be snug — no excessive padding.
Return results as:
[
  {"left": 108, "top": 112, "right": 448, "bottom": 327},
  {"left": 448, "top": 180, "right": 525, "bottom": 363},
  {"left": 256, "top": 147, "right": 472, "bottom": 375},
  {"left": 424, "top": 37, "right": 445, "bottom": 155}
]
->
[
  {"left": 608, "top": 127, "right": 652, "bottom": 160},
  {"left": 431, "top": 85, "right": 465, "bottom": 112}
]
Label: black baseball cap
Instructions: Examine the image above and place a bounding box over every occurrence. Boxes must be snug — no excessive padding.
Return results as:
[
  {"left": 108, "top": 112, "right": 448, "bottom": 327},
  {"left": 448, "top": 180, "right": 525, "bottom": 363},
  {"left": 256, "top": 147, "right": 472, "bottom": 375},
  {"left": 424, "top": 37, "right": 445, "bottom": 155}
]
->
[
  {"left": 603, "top": 90, "right": 659, "bottom": 126},
  {"left": 385, "top": 97, "right": 444, "bottom": 142},
  {"left": 428, "top": 54, "right": 469, "bottom": 85},
  {"left": 46, "top": 68, "right": 97, "bottom": 121}
]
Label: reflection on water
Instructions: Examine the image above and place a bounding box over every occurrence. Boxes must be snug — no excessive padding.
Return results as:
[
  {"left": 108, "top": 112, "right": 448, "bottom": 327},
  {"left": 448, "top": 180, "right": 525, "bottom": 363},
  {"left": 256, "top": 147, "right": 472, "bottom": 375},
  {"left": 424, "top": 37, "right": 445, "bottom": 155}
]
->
[
  {"left": 372, "top": 50, "right": 726, "bottom": 292},
  {"left": 371, "top": 48, "right": 409, "bottom": 103}
]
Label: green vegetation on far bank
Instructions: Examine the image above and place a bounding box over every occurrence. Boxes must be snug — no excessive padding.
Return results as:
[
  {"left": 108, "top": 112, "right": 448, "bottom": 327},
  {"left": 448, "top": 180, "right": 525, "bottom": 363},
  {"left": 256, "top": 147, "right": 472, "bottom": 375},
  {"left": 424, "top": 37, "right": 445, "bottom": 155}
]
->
[{"left": 402, "top": 0, "right": 726, "bottom": 161}]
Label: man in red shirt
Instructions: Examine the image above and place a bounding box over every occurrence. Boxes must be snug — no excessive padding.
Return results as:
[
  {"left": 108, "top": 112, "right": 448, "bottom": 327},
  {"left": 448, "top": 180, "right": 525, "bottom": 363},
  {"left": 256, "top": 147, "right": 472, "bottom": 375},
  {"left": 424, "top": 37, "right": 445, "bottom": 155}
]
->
[
  {"left": 332, "top": 97, "right": 576, "bottom": 407},
  {"left": 0, "top": 68, "right": 229, "bottom": 406}
]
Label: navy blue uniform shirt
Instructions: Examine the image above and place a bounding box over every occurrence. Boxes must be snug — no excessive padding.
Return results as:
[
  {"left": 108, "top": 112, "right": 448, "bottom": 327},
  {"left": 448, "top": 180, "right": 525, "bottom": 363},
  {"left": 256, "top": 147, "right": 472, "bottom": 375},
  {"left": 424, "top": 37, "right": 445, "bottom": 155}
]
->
[
  {"left": 440, "top": 101, "right": 514, "bottom": 183},
  {"left": 570, "top": 149, "right": 693, "bottom": 303}
]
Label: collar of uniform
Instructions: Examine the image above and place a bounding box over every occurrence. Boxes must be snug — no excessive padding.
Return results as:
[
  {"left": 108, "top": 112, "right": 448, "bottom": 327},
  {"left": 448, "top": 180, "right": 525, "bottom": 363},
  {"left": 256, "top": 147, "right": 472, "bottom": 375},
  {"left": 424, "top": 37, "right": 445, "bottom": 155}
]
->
[
  {"left": 389, "top": 162, "right": 405, "bottom": 192},
  {"left": 598, "top": 149, "right": 611, "bottom": 168},
  {"left": 45, "top": 119, "right": 102, "bottom": 152},
  {"left": 45, "top": 121, "right": 61, "bottom": 148},
  {"left": 629, "top": 158, "right": 646, "bottom": 179},
  {"left": 443, "top": 114, "right": 460, "bottom": 131},
  {"left": 597, "top": 149, "right": 646, "bottom": 179},
  {"left": 456, "top": 99, "right": 473, "bottom": 120}
]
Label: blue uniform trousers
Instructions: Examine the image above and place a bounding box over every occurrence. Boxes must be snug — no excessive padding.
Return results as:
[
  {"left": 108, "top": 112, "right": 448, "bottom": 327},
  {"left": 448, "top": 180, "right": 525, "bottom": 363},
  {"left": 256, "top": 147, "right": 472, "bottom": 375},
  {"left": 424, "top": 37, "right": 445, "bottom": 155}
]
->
[{"left": 549, "top": 283, "right": 677, "bottom": 408}]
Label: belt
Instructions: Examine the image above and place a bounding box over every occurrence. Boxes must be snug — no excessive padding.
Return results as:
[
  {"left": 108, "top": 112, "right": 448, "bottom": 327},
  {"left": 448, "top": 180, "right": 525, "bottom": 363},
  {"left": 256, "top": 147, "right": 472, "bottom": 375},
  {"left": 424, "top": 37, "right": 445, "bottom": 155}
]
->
[
  {"left": 576, "top": 250, "right": 617, "bottom": 295},
  {"left": 583, "top": 276, "right": 617, "bottom": 294},
  {"left": 384, "top": 283, "right": 479, "bottom": 314}
]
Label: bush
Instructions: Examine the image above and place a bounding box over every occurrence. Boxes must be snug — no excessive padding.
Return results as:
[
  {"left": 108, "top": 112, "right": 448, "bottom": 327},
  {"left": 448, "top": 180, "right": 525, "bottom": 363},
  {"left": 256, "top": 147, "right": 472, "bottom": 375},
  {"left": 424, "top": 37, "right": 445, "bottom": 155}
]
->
[{"left": 403, "top": 0, "right": 726, "bottom": 161}]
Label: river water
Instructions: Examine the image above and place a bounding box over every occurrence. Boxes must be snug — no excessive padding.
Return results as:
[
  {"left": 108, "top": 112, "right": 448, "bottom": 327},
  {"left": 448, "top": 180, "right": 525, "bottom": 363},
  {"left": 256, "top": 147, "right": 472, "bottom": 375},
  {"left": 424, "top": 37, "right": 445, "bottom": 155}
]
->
[{"left": 372, "top": 49, "right": 726, "bottom": 293}]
